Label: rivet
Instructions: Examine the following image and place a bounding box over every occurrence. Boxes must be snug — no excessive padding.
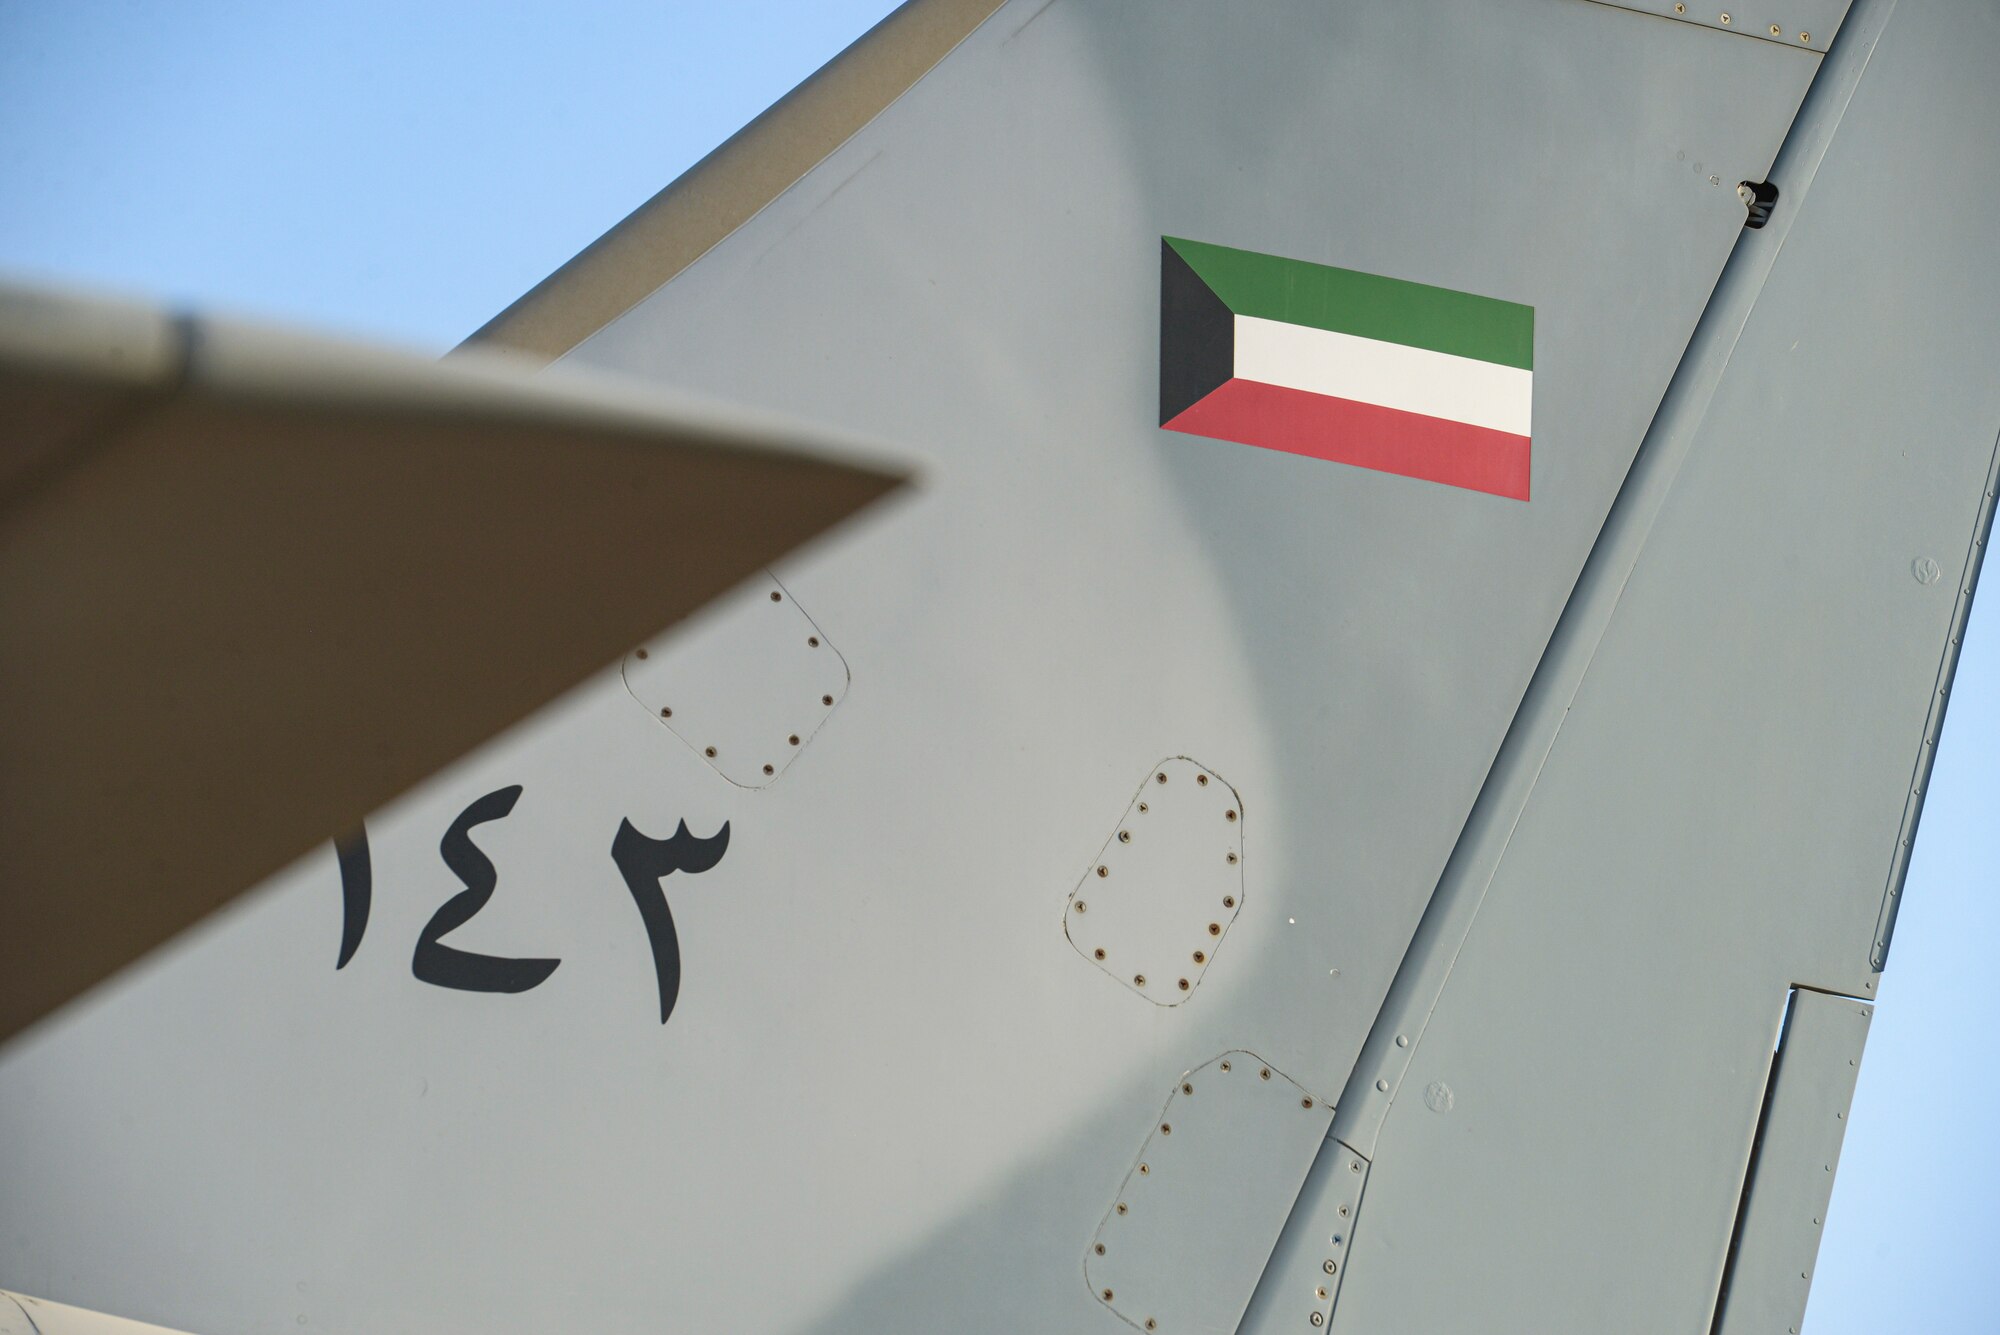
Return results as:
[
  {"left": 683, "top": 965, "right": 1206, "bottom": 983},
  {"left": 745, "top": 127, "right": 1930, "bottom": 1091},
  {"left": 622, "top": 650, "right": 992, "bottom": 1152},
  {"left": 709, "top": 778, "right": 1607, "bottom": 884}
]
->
[
  {"left": 1196, "top": 774, "right": 1209, "bottom": 786},
  {"left": 1227, "top": 852, "right": 1238, "bottom": 864},
  {"left": 761, "top": 763, "right": 774, "bottom": 776},
  {"left": 807, "top": 636, "right": 820, "bottom": 647},
  {"left": 1375, "top": 1079, "right": 1389, "bottom": 1092},
  {"left": 1134, "top": 974, "right": 1147, "bottom": 987},
  {"left": 660, "top": 706, "right": 673, "bottom": 718},
  {"left": 1223, "top": 895, "right": 1236, "bottom": 908},
  {"left": 1719, "top": 12, "right": 1731, "bottom": 24},
  {"left": 1209, "top": 922, "right": 1222, "bottom": 936},
  {"left": 1302, "top": 1097, "right": 1314, "bottom": 1109},
  {"left": 1225, "top": 809, "right": 1238, "bottom": 822},
  {"left": 788, "top": 734, "right": 800, "bottom": 746},
  {"left": 769, "top": 591, "right": 782, "bottom": 602},
  {"left": 1094, "top": 948, "right": 1107, "bottom": 960},
  {"left": 635, "top": 647, "right": 649, "bottom": 659},
  {"left": 1117, "top": 1202, "right": 1128, "bottom": 1214},
  {"left": 1118, "top": 830, "right": 1132, "bottom": 843},
  {"left": 1156, "top": 772, "right": 1168, "bottom": 784},
  {"left": 1182, "top": 1081, "right": 1194, "bottom": 1094},
  {"left": 821, "top": 694, "right": 834, "bottom": 706},
  {"left": 1396, "top": 1035, "right": 1409, "bottom": 1047},
  {"left": 1260, "top": 1068, "right": 1272, "bottom": 1080},
  {"left": 1178, "top": 978, "right": 1190, "bottom": 991},
  {"left": 1097, "top": 865, "right": 1109, "bottom": 878},
  {"left": 1095, "top": 1243, "right": 1106, "bottom": 1255},
  {"left": 1192, "top": 950, "right": 1206, "bottom": 964},
  {"left": 1161, "top": 1123, "right": 1172, "bottom": 1135},
  {"left": 1074, "top": 900, "right": 1087, "bottom": 913},
  {"left": 704, "top": 746, "right": 718, "bottom": 758}
]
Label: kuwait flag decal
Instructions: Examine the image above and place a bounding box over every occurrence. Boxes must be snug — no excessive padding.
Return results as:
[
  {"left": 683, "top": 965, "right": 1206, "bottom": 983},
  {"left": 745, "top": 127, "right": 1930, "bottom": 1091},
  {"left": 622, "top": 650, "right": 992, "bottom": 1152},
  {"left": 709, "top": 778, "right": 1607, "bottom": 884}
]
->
[{"left": 1160, "top": 237, "right": 1534, "bottom": 500}]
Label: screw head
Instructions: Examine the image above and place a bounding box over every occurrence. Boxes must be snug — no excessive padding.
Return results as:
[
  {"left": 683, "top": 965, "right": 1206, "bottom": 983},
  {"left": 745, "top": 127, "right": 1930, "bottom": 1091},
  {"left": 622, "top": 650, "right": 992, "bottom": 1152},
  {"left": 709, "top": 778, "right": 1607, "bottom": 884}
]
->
[
  {"left": 1093, "top": 948, "right": 1106, "bottom": 960},
  {"left": 1177, "top": 978, "right": 1190, "bottom": 991},
  {"left": 1196, "top": 774, "right": 1208, "bottom": 786},
  {"left": 1192, "top": 950, "right": 1205, "bottom": 964},
  {"left": 769, "top": 591, "right": 782, "bottom": 602},
  {"left": 1156, "top": 772, "right": 1168, "bottom": 784},
  {"left": 788, "top": 733, "right": 800, "bottom": 746},
  {"left": 821, "top": 694, "right": 834, "bottom": 706},
  {"left": 1073, "top": 900, "right": 1087, "bottom": 913},
  {"left": 1160, "top": 1123, "right": 1172, "bottom": 1135},
  {"left": 1209, "top": 922, "right": 1222, "bottom": 936},
  {"left": 761, "top": 763, "right": 775, "bottom": 776},
  {"left": 1223, "top": 895, "right": 1236, "bottom": 908},
  {"left": 1118, "top": 830, "right": 1131, "bottom": 843},
  {"left": 704, "top": 746, "right": 718, "bottom": 758},
  {"left": 1182, "top": 1082, "right": 1193, "bottom": 1094},
  {"left": 1094, "top": 1243, "right": 1105, "bottom": 1255},
  {"left": 1324, "top": 1259, "right": 1337, "bottom": 1274},
  {"left": 807, "top": 635, "right": 820, "bottom": 647},
  {"left": 660, "top": 706, "right": 672, "bottom": 718},
  {"left": 1134, "top": 974, "right": 1146, "bottom": 987},
  {"left": 1097, "top": 865, "right": 1109, "bottom": 878}
]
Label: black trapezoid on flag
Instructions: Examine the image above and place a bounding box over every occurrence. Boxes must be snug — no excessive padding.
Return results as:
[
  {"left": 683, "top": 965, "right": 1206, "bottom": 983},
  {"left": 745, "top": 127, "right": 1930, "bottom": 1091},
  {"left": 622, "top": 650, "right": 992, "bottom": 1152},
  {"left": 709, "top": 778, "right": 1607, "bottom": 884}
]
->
[{"left": 1160, "top": 237, "right": 1235, "bottom": 426}]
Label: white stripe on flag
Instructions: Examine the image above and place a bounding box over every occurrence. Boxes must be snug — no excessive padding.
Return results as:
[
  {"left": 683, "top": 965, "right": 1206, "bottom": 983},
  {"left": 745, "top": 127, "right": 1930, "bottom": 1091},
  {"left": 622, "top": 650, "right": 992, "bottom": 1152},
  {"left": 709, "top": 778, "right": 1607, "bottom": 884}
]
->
[{"left": 1232, "top": 314, "right": 1533, "bottom": 437}]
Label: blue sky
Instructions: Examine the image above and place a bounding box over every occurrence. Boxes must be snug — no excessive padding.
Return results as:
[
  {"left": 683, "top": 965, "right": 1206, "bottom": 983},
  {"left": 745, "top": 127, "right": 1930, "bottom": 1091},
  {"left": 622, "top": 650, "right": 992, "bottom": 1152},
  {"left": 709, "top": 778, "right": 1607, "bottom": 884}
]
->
[{"left": 2, "top": 4, "right": 1993, "bottom": 1329}]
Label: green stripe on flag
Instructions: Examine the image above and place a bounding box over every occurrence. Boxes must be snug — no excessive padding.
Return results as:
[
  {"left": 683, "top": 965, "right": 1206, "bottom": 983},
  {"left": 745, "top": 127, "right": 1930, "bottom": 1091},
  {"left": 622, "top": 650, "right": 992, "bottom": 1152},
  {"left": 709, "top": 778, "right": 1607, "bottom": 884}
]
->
[{"left": 1164, "top": 237, "right": 1533, "bottom": 370}]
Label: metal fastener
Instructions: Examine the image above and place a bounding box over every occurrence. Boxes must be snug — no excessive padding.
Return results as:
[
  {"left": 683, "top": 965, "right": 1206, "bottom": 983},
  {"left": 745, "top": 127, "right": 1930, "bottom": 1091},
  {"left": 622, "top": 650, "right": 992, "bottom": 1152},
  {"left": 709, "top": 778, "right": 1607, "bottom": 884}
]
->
[
  {"left": 1192, "top": 950, "right": 1206, "bottom": 964},
  {"left": 769, "top": 591, "right": 782, "bottom": 602},
  {"left": 1178, "top": 978, "right": 1190, "bottom": 991},
  {"left": 634, "top": 647, "right": 649, "bottom": 659},
  {"left": 1095, "top": 1243, "right": 1105, "bottom": 1255},
  {"left": 1156, "top": 772, "right": 1168, "bottom": 784},
  {"left": 1182, "top": 1081, "right": 1194, "bottom": 1094},
  {"left": 1196, "top": 774, "right": 1209, "bottom": 786},
  {"left": 1161, "top": 1123, "right": 1172, "bottom": 1135},
  {"left": 1311, "top": 1311, "right": 1325, "bottom": 1326},
  {"left": 821, "top": 694, "right": 834, "bottom": 706},
  {"left": 761, "top": 763, "right": 774, "bottom": 776},
  {"left": 1719, "top": 12, "right": 1731, "bottom": 24},
  {"left": 1769, "top": 23, "right": 1781, "bottom": 34},
  {"left": 807, "top": 635, "right": 820, "bottom": 647},
  {"left": 704, "top": 746, "right": 718, "bottom": 758},
  {"left": 1097, "top": 865, "right": 1109, "bottom": 878},
  {"left": 788, "top": 733, "right": 800, "bottom": 745},
  {"left": 1118, "top": 830, "right": 1132, "bottom": 843},
  {"left": 1223, "top": 895, "right": 1236, "bottom": 908},
  {"left": 1074, "top": 900, "right": 1087, "bottom": 913},
  {"left": 1302, "top": 1097, "right": 1314, "bottom": 1109},
  {"left": 1094, "top": 948, "right": 1107, "bottom": 960},
  {"left": 1209, "top": 922, "right": 1222, "bottom": 936},
  {"left": 1324, "top": 1259, "right": 1337, "bottom": 1274},
  {"left": 1116, "top": 1202, "right": 1128, "bottom": 1214},
  {"left": 1225, "top": 809, "right": 1238, "bottom": 822},
  {"left": 660, "top": 706, "right": 673, "bottom": 718},
  {"left": 1138, "top": 1162, "right": 1150, "bottom": 1174},
  {"left": 1260, "top": 1068, "right": 1272, "bottom": 1080},
  {"left": 1219, "top": 1060, "right": 1232, "bottom": 1072},
  {"left": 1227, "top": 852, "right": 1238, "bottom": 864},
  {"left": 1134, "top": 974, "right": 1147, "bottom": 987}
]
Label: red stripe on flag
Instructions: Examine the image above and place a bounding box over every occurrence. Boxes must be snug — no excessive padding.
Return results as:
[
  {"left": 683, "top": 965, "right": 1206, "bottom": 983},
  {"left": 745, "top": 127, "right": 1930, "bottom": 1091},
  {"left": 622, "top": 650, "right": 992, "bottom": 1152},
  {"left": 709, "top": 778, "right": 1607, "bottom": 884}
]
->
[{"left": 1162, "top": 378, "right": 1531, "bottom": 501}]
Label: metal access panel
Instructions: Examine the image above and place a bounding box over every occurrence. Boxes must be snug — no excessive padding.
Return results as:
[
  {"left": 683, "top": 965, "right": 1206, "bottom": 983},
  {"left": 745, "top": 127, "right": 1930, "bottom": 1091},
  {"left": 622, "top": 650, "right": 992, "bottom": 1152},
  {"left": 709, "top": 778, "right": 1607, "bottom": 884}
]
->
[{"left": 0, "top": 2, "right": 1845, "bottom": 1333}]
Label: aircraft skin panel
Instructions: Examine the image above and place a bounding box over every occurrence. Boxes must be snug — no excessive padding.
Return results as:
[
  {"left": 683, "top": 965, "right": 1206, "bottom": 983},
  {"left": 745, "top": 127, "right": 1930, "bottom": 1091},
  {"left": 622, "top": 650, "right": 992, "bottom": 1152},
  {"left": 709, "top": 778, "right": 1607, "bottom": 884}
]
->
[
  {"left": 1711, "top": 990, "right": 1872, "bottom": 1335},
  {"left": 0, "top": 2, "right": 1869, "bottom": 1333},
  {"left": 1321, "top": 1, "right": 2000, "bottom": 1328}
]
